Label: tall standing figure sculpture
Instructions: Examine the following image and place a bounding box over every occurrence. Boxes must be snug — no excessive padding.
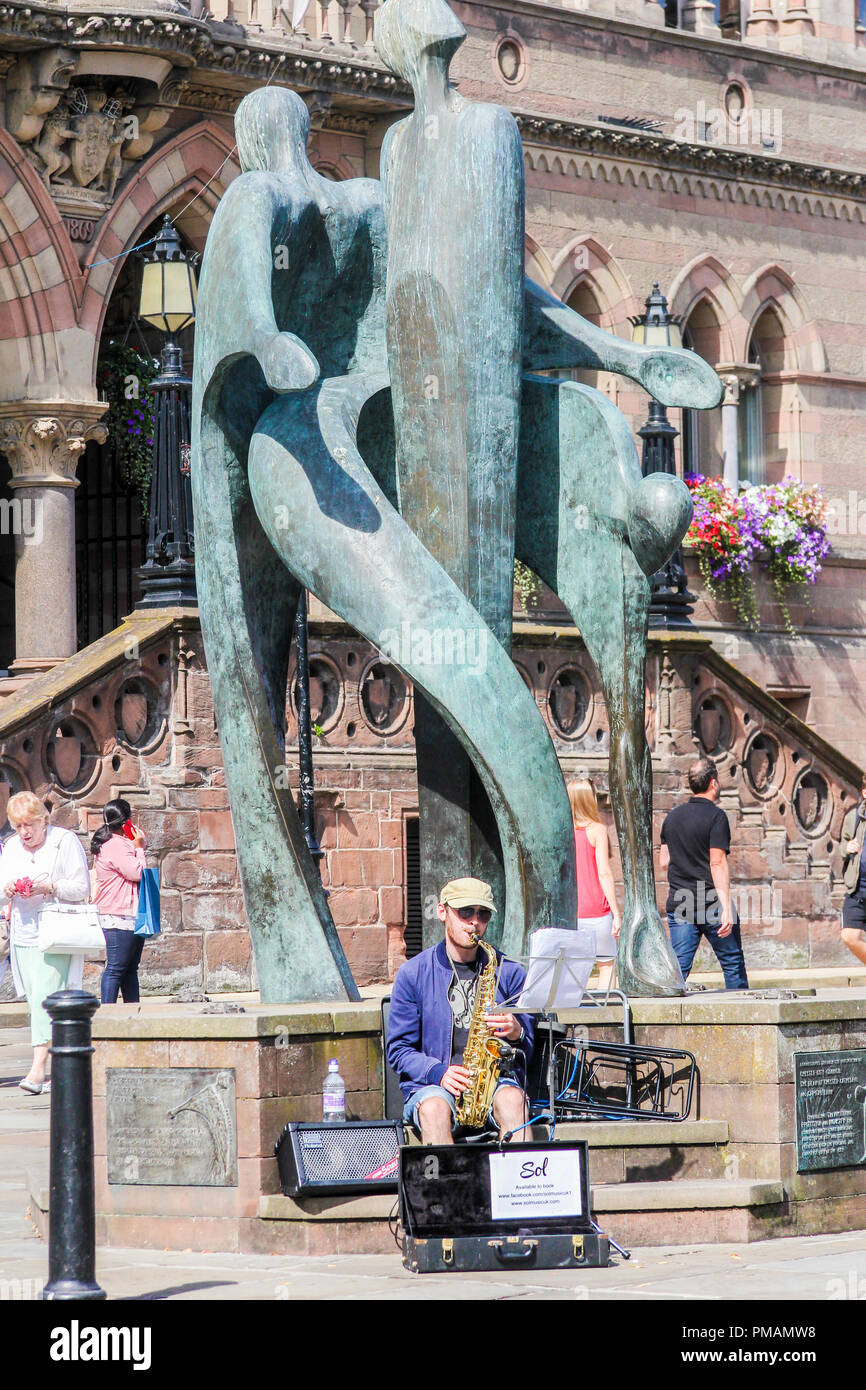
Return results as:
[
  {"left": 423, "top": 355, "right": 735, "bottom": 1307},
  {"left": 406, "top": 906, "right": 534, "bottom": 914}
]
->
[
  {"left": 372, "top": 0, "right": 722, "bottom": 994},
  {"left": 191, "top": 1, "right": 722, "bottom": 1002}
]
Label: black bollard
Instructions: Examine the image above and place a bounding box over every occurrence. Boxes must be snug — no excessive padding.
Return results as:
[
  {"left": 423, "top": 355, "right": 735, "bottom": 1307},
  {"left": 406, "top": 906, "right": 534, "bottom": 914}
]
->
[{"left": 42, "top": 989, "right": 105, "bottom": 1301}]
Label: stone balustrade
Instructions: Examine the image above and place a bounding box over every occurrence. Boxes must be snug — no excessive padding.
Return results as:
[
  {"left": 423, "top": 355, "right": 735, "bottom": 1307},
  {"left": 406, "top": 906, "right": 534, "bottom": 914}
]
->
[{"left": 198, "top": 0, "right": 381, "bottom": 48}]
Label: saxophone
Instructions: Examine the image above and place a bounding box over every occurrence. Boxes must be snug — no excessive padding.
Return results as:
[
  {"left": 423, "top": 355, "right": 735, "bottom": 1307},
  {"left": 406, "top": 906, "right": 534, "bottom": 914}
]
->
[{"left": 455, "top": 935, "right": 515, "bottom": 1129}]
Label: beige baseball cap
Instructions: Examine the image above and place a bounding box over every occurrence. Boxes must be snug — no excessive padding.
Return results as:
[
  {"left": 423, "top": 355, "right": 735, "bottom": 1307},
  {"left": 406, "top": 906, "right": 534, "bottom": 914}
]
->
[{"left": 439, "top": 877, "right": 497, "bottom": 913}]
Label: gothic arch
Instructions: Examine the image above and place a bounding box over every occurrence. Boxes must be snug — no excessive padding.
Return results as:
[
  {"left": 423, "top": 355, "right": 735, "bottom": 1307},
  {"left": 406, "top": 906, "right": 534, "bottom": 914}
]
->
[
  {"left": 308, "top": 152, "right": 355, "bottom": 181},
  {"left": 525, "top": 233, "right": 554, "bottom": 290},
  {"left": 550, "top": 236, "right": 633, "bottom": 331},
  {"left": 740, "top": 265, "right": 827, "bottom": 373},
  {"left": 81, "top": 121, "right": 239, "bottom": 348},
  {"left": 0, "top": 130, "right": 84, "bottom": 400},
  {"left": 668, "top": 253, "right": 741, "bottom": 361}
]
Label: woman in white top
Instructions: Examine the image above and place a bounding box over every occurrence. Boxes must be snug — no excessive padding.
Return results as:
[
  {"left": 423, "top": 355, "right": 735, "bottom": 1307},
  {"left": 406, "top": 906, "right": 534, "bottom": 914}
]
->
[{"left": 1, "top": 792, "right": 90, "bottom": 1092}]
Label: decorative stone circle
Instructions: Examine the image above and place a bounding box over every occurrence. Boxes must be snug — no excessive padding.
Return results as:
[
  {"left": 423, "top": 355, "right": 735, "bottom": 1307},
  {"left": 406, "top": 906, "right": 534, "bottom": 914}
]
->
[
  {"left": 792, "top": 768, "right": 831, "bottom": 836},
  {"left": 360, "top": 660, "right": 408, "bottom": 734},
  {"left": 744, "top": 731, "right": 783, "bottom": 799},
  {"left": 493, "top": 33, "right": 528, "bottom": 88},
  {"left": 0, "top": 763, "right": 27, "bottom": 834},
  {"left": 694, "top": 693, "right": 733, "bottom": 756},
  {"left": 114, "top": 677, "right": 164, "bottom": 749},
  {"left": 46, "top": 718, "right": 98, "bottom": 792},
  {"left": 547, "top": 665, "right": 591, "bottom": 739},
  {"left": 292, "top": 655, "right": 342, "bottom": 733}
]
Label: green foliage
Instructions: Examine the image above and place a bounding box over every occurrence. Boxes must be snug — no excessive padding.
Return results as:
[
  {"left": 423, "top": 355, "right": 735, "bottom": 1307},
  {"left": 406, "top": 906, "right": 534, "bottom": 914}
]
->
[
  {"left": 98, "top": 342, "right": 158, "bottom": 517},
  {"left": 513, "top": 559, "right": 542, "bottom": 612}
]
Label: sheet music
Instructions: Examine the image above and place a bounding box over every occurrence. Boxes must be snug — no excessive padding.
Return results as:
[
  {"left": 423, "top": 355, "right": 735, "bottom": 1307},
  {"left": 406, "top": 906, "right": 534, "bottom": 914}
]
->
[{"left": 514, "top": 928, "right": 596, "bottom": 1011}]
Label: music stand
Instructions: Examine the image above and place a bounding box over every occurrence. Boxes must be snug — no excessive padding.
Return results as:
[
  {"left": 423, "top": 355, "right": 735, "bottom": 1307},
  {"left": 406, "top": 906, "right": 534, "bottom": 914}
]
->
[{"left": 499, "top": 928, "right": 597, "bottom": 1122}]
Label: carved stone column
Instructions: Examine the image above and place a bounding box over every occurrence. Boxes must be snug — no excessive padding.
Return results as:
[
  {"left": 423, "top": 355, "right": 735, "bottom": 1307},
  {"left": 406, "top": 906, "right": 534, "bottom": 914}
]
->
[
  {"left": 716, "top": 363, "right": 760, "bottom": 493},
  {"left": 0, "top": 403, "right": 107, "bottom": 675}
]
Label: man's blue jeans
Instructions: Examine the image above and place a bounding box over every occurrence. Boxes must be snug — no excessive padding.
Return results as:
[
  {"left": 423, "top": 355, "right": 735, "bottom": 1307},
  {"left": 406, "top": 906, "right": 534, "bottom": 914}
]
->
[{"left": 666, "top": 913, "right": 749, "bottom": 991}]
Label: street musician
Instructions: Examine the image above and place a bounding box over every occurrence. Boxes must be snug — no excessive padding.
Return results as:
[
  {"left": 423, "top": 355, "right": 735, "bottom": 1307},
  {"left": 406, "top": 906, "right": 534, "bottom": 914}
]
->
[{"left": 386, "top": 877, "right": 534, "bottom": 1144}]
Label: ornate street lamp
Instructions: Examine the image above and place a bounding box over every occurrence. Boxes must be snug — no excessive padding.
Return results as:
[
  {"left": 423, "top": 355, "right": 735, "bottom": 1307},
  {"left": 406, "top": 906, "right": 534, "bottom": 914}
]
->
[
  {"left": 135, "top": 215, "right": 198, "bottom": 608},
  {"left": 630, "top": 282, "right": 695, "bottom": 629}
]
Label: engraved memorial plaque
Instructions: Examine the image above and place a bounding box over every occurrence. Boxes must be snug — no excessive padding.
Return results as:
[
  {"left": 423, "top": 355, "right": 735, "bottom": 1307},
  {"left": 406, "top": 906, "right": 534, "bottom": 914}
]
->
[
  {"left": 795, "top": 1050, "right": 866, "bottom": 1173},
  {"left": 107, "top": 1068, "right": 237, "bottom": 1186}
]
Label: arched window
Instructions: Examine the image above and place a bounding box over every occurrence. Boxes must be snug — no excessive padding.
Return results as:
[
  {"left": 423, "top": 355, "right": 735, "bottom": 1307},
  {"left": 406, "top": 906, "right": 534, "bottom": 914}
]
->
[
  {"left": 738, "top": 338, "right": 764, "bottom": 486},
  {"left": 680, "top": 300, "right": 723, "bottom": 478},
  {"left": 565, "top": 281, "right": 603, "bottom": 390},
  {"left": 745, "top": 305, "right": 787, "bottom": 485}
]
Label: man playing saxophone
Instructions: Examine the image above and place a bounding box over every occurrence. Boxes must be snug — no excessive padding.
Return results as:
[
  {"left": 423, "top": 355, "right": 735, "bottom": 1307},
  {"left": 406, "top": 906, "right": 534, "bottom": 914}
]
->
[{"left": 387, "top": 878, "right": 534, "bottom": 1144}]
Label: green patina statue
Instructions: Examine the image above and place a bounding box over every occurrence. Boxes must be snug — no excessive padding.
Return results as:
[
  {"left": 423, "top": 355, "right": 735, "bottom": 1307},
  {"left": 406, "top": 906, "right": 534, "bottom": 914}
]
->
[{"left": 191, "top": 0, "right": 722, "bottom": 1003}]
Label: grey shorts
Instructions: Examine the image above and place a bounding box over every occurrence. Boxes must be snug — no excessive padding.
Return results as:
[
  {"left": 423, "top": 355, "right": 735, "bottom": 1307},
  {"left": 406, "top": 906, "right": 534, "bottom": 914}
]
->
[{"left": 403, "top": 1079, "right": 523, "bottom": 1132}]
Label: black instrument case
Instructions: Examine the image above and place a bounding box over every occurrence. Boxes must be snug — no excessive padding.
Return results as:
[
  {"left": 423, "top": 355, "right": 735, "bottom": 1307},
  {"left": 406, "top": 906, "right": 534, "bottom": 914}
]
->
[{"left": 399, "top": 1140, "right": 610, "bottom": 1273}]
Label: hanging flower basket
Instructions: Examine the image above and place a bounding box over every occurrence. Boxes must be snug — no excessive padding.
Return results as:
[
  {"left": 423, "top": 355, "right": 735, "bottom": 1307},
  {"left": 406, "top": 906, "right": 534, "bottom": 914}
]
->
[
  {"left": 684, "top": 474, "right": 830, "bottom": 635},
  {"left": 98, "top": 342, "right": 159, "bottom": 517}
]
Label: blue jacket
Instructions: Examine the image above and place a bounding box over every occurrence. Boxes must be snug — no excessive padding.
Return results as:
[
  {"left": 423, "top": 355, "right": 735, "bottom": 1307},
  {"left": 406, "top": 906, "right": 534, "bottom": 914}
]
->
[{"left": 387, "top": 938, "right": 535, "bottom": 1102}]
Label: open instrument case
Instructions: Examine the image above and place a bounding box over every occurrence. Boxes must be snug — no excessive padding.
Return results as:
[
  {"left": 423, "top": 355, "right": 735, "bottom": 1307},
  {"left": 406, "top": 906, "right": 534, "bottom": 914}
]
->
[{"left": 399, "top": 1139, "right": 611, "bottom": 1274}]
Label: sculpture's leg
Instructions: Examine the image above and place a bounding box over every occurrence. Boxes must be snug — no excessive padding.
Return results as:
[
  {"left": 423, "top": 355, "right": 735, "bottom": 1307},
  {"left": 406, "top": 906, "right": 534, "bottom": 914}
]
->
[
  {"left": 357, "top": 389, "right": 504, "bottom": 940},
  {"left": 248, "top": 373, "right": 577, "bottom": 961},
  {"left": 193, "top": 357, "right": 360, "bottom": 1003},
  {"left": 517, "top": 375, "right": 689, "bottom": 997}
]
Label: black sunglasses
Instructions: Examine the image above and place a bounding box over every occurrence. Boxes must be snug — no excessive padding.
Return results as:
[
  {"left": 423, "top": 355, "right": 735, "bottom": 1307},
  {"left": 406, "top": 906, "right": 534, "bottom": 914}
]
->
[{"left": 452, "top": 905, "right": 492, "bottom": 923}]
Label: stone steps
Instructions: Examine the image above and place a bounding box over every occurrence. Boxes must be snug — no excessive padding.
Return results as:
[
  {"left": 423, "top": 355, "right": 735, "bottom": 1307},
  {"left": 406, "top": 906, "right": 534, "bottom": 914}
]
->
[
  {"left": 252, "top": 1175, "right": 788, "bottom": 1254},
  {"left": 592, "top": 1178, "right": 787, "bottom": 1247},
  {"left": 248, "top": 1120, "right": 793, "bottom": 1254},
  {"left": 554, "top": 1119, "right": 730, "bottom": 1184}
]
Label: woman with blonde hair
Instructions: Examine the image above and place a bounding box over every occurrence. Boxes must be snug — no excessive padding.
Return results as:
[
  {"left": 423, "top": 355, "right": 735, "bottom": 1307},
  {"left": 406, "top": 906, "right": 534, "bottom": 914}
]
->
[
  {"left": 1, "top": 792, "right": 90, "bottom": 1092},
  {"left": 568, "top": 775, "right": 622, "bottom": 989}
]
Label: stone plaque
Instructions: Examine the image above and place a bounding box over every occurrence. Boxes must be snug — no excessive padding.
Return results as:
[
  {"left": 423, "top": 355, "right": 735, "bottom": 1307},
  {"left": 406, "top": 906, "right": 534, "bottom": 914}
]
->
[
  {"left": 107, "top": 1068, "right": 237, "bottom": 1187},
  {"left": 795, "top": 1050, "right": 866, "bottom": 1173}
]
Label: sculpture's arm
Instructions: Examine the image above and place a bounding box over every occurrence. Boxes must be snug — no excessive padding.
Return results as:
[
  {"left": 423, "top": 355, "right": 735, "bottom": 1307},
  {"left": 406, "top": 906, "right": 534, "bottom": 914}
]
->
[
  {"left": 196, "top": 177, "right": 319, "bottom": 397},
  {"left": 522, "top": 276, "right": 723, "bottom": 410}
]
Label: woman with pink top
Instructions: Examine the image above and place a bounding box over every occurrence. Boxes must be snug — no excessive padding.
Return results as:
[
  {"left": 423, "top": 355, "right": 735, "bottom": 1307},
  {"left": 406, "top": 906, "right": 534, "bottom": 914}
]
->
[
  {"left": 92, "top": 797, "right": 147, "bottom": 1003},
  {"left": 568, "top": 776, "right": 622, "bottom": 990}
]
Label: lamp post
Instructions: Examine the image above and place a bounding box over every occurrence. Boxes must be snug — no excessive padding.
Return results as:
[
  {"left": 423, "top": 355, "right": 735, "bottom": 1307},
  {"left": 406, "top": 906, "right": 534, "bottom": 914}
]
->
[
  {"left": 294, "top": 589, "right": 324, "bottom": 873},
  {"left": 629, "top": 282, "right": 695, "bottom": 629},
  {"left": 135, "top": 215, "right": 198, "bottom": 608}
]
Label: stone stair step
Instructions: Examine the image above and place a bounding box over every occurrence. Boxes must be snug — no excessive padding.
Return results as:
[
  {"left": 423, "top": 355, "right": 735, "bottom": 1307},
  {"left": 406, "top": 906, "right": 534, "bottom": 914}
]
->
[
  {"left": 591, "top": 1179, "right": 784, "bottom": 1212},
  {"left": 259, "top": 1192, "right": 395, "bottom": 1221},
  {"left": 554, "top": 1119, "right": 727, "bottom": 1146},
  {"left": 590, "top": 1179, "right": 788, "bottom": 1246}
]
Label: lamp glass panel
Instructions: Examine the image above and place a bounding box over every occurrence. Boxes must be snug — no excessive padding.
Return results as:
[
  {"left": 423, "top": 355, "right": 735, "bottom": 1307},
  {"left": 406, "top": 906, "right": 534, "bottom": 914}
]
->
[
  {"left": 631, "top": 322, "right": 646, "bottom": 344},
  {"left": 138, "top": 261, "right": 167, "bottom": 329},
  {"left": 644, "top": 323, "right": 670, "bottom": 346},
  {"left": 161, "top": 261, "right": 196, "bottom": 332},
  {"left": 667, "top": 322, "right": 683, "bottom": 349}
]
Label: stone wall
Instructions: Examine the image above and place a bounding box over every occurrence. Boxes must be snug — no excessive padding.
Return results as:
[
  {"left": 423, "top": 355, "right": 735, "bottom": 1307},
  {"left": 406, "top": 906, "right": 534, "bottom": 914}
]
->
[{"left": 0, "top": 601, "right": 859, "bottom": 998}]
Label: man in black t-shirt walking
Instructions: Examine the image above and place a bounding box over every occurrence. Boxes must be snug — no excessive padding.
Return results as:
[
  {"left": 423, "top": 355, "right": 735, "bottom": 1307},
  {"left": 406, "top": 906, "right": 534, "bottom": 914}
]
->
[{"left": 659, "top": 757, "right": 749, "bottom": 990}]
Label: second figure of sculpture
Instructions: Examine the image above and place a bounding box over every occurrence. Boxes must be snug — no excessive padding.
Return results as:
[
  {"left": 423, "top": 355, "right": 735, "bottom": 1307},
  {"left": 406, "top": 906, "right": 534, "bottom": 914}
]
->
[{"left": 191, "top": 0, "right": 723, "bottom": 1002}]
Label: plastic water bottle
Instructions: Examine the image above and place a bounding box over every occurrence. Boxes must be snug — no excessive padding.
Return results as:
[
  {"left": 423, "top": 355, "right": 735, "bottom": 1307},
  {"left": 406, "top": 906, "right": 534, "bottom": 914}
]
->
[{"left": 322, "top": 1058, "right": 346, "bottom": 1124}]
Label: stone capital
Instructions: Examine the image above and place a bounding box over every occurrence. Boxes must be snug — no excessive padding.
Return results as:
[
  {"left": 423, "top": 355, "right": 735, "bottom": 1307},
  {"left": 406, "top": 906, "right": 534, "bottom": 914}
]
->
[
  {"left": 716, "top": 362, "right": 761, "bottom": 405},
  {"left": 0, "top": 402, "right": 108, "bottom": 489}
]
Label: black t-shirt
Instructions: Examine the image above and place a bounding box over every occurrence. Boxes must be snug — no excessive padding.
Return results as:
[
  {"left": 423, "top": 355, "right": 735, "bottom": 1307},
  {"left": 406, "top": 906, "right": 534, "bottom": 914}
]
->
[
  {"left": 661, "top": 797, "right": 731, "bottom": 924},
  {"left": 447, "top": 956, "right": 482, "bottom": 1066}
]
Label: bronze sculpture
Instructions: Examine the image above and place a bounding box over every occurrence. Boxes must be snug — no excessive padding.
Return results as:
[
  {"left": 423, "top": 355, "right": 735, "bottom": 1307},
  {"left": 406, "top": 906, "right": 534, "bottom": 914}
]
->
[{"left": 191, "top": 0, "right": 722, "bottom": 1002}]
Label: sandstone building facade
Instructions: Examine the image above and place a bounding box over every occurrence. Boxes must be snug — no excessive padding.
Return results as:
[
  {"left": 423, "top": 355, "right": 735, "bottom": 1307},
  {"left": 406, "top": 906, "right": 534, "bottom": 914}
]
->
[{"left": 0, "top": 0, "right": 864, "bottom": 990}]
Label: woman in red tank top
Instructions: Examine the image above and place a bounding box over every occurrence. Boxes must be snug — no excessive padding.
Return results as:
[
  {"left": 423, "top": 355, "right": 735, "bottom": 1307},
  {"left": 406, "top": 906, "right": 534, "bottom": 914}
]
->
[{"left": 568, "top": 776, "right": 622, "bottom": 988}]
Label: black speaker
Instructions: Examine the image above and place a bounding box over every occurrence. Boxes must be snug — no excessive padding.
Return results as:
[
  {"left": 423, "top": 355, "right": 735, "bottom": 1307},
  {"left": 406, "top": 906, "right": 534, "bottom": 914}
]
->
[{"left": 275, "top": 1120, "right": 403, "bottom": 1197}]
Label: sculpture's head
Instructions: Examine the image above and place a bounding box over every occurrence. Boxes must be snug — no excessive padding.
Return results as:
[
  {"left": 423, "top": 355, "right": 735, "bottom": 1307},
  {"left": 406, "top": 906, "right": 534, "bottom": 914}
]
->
[
  {"left": 236, "top": 86, "right": 311, "bottom": 174},
  {"left": 374, "top": 0, "right": 465, "bottom": 90}
]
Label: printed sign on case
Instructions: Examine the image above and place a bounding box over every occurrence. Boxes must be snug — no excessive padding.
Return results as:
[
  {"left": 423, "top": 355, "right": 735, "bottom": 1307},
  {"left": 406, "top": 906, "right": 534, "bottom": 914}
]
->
[{"left": 488, "top": 1147, "right": 584, "bottom": 1220}]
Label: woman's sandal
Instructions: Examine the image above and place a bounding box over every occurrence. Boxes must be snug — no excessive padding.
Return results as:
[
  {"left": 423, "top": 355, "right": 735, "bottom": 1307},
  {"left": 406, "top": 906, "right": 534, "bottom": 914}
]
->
[{"left": 18, "top": 1078, "right": 43, "bottom": 1094}]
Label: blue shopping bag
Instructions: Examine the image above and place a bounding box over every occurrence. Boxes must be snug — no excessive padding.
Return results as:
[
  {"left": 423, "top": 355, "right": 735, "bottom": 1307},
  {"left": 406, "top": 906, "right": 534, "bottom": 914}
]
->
[{"left": 134, "top": 866, "right": 161, "bottom": 938}]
